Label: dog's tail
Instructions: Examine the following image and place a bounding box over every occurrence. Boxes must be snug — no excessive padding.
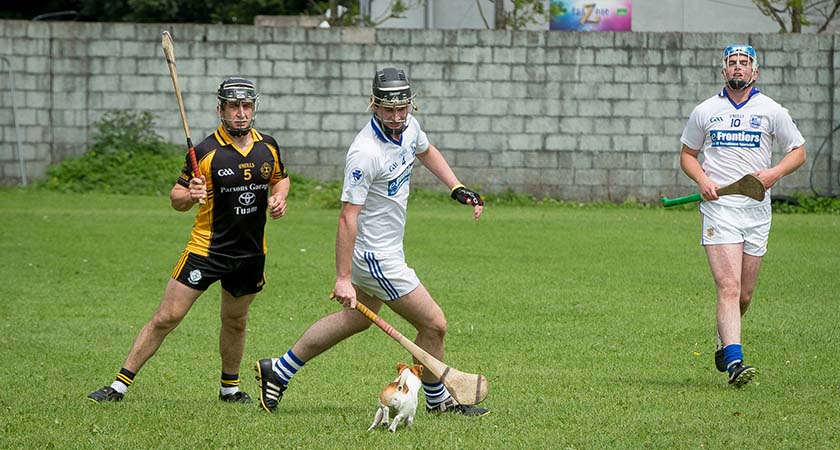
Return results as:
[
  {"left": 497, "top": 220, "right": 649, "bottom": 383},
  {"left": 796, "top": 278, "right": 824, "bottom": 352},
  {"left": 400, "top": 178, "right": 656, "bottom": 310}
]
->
[{"left": 395, "top": 368, "right": 412, "bottom": 394}]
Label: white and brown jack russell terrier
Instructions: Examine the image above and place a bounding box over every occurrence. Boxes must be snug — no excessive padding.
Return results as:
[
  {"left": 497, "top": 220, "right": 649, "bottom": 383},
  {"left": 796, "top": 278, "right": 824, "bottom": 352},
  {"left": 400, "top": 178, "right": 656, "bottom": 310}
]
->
[{"left": 368, "top": 363, "right": 424, "bottom": 432}]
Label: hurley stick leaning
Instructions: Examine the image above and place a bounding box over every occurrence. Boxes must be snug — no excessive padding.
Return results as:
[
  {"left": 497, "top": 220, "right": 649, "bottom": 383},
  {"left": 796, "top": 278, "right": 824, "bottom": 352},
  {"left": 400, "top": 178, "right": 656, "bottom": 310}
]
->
[
  {"left": 161, "top": 30, "right": 204, "bottom": 204},
  {"left": 351, "top": 300, "right": 488, "bottom": 405},
  {"left": 661, "top": 174, "right": 765, "bottom": 207}
]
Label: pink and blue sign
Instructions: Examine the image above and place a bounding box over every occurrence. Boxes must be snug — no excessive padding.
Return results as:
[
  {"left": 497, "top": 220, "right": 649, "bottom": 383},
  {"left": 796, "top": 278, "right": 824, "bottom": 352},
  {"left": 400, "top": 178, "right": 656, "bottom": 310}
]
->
[{"left": 550, "top": 1, "right": 632, "bottom": 31}]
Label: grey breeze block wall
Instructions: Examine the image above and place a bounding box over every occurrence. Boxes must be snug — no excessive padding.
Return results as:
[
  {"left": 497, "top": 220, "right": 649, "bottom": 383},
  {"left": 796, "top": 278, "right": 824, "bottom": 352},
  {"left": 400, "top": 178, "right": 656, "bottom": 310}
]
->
[{"left": 1, "top": 20, "right": 838, "bottom": 201}]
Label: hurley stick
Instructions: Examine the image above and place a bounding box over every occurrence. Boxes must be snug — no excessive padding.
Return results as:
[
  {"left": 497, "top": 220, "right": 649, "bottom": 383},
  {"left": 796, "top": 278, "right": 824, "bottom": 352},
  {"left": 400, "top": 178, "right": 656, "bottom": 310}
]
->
[
  {"left": 661, "top": 174, "right": 766, "bottom": 207},
  {"left": 161, "top": 30, "right": 204, "bottom": 204}
]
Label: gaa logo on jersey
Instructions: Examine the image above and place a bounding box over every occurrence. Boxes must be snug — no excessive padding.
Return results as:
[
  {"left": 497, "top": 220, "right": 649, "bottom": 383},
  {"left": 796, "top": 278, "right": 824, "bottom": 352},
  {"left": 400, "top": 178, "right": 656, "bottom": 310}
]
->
[
  {"left": 188, "top": 269, "right": 202, "bottom": 284},
  {"left": 350, "top": 168, "right": 364, "bottom": 186},
  {"left": 750, "top": 115, "right": 763, "bottom": 128},
  {"left": 260, "top": 162, "right": 272, "bottom": 179}
]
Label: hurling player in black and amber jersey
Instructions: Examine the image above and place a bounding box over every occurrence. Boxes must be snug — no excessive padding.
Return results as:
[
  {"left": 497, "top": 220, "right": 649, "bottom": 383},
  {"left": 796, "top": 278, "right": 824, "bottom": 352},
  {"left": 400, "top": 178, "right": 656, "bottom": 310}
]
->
[
  {"left": 88, "top": 78, "right": 289, "bottom": 404},
  {"left": 181, "top": 120, "right": 287, "bottom": 258}
]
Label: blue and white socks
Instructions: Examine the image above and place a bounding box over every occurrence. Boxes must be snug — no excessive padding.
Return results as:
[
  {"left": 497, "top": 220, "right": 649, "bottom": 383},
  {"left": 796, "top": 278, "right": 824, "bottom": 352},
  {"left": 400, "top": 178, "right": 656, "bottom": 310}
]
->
[
  {"left": 423, "top": 381, "right": 452, "bottom": 409},
  {"left": 722, "top": 343, "right": 744, "bottom": 374},
  {"left": 271, "top": 349, "right": 305, "bottom": 386}
]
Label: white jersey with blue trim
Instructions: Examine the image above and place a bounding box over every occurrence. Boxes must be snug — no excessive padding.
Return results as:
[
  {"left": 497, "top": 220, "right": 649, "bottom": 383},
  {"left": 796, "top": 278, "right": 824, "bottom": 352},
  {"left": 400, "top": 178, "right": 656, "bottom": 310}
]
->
[
  {"left": 341, "top": 115, "right": 430, "bottom": 253},
  {"left": 680, "top": 87, "right": 805, "bottom": 208}
]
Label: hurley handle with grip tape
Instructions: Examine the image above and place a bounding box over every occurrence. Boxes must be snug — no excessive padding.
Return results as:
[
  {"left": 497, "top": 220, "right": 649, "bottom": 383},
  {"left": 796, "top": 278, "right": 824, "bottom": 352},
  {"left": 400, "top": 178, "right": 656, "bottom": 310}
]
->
[
  {"left": 661, "top": 174, "right": 765, "bottom": 208},
  {"left": 661, "top": 193, "right": 702, "bottom": 207}
]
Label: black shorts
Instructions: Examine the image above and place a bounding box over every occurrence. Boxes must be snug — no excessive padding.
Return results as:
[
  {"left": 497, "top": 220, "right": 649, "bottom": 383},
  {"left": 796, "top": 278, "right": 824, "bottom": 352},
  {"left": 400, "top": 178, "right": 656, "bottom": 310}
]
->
[{"left": 172, "top": 251, "right": 266, "bottom": 297}]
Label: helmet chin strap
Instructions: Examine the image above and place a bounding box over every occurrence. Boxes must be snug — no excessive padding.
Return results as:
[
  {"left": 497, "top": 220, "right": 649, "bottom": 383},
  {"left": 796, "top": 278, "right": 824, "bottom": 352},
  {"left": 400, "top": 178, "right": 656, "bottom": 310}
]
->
[
  {"left": 219, "top": 115, "right": 254, "bottom": 137},
  {"left": 726, "top": 78, "right": 753, "bottom": 91},
  {"left": 226, "top": 126, "right": 251, "bottom": 137},
  {"left": 373, "top": 114, "right": 407, "bottom": 136}
]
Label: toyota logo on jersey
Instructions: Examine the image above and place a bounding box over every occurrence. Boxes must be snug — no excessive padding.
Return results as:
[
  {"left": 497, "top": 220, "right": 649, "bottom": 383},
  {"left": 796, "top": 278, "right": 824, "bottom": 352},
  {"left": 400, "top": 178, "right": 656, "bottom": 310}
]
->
[{"left": 239, "top": 192, "right": 256, "bottom": 206}]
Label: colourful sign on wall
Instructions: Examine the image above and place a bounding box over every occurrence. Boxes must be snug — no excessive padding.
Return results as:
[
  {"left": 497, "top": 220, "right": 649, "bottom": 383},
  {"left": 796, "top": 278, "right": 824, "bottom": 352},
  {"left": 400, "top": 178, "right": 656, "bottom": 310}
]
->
[{"left": 549, "top": 1, "right": 632, "bottom": 31}]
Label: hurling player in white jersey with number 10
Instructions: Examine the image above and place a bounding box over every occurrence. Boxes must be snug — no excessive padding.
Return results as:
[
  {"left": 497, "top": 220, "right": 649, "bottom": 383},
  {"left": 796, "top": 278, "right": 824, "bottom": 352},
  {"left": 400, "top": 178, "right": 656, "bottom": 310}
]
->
[
  {"left": 679, "top": 45, "right": 806, "bottom": 387},
  {"left": 255, "top": 67, "right": 488, "bottom": 416}
]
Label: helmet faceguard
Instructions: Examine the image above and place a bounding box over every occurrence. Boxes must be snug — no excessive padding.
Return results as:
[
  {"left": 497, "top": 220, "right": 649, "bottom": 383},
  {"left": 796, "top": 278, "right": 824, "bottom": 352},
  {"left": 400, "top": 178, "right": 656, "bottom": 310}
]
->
[
  {"left": 370, "top": 67, "right": 416, "bottom": 136},
  {"left": 721, "top": 44, "right": 759, "bottom": 91},
  {"left": 217, "top": 77, "right": 259, "bottom": 137}
]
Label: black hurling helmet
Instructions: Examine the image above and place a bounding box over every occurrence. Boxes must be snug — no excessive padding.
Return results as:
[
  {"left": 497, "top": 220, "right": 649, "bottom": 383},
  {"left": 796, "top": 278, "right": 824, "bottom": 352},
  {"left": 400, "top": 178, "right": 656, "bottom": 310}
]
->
[
  {"left": 370, "top": 67, "right": 416, "bottom": 135},
  {"left": 217, "top": 77, "right": 259, "bottom": 136}
]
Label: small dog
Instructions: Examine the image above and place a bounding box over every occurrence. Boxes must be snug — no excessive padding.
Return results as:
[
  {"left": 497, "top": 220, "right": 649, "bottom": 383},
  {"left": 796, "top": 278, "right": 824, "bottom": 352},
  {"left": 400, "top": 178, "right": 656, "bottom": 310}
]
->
[{"left": 368, "top": 363, "right": 423, "bottom": 432}]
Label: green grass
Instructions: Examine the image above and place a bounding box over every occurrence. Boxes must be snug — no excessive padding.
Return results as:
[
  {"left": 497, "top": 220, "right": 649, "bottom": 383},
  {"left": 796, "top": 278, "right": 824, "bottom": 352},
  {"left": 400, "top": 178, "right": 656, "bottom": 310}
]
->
[{"left": 0, "top": 189, "right": 838, "bottom": 449}]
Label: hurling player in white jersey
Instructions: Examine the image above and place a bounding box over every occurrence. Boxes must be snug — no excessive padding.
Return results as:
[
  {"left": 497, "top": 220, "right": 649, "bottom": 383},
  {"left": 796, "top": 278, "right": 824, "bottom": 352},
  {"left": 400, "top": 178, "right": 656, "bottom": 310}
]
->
[
  {"left": 679, "top": 45, "right": 806, "bottom": 388},
  {"left": 255, "top": 67, "right": 488, "bottom": 416}
]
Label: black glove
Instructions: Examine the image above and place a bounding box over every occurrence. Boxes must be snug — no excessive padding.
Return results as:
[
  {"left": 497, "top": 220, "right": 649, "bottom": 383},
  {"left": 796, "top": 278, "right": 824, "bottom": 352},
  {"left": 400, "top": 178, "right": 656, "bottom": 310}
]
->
[{"left": 450, "top": 185, "right": 484, "bottom": 206}]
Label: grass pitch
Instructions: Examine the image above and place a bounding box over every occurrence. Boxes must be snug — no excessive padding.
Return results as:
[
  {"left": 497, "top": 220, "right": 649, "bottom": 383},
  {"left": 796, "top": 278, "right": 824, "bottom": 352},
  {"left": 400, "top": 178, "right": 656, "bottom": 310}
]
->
[{"left": 0, "top": 189, "right": 838, "bottom": 449}]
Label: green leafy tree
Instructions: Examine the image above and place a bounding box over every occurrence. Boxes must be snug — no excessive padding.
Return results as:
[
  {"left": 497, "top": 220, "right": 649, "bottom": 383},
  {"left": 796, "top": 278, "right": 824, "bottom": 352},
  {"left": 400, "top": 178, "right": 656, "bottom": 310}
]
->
[
  {"left": 314, "top": 0, "right": 425, "bottom": 27},
  {"left": 368, "top": 0, "right": 424, "bottom": 25},
  {"left": 491, "top": 0, "right": 566, "bottom": 30},
  {"left": 73, "top": 0, "right": 316, "bottom": 23},
  {"left": 753, "top": 0, "right": 840, "bottom": 33}
]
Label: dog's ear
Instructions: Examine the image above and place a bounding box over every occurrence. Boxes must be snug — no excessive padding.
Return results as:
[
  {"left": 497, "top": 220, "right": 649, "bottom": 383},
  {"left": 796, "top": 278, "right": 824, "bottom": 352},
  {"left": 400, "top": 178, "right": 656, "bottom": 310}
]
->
[
  {"left": 396, "top": 362, "right": 409, "bottom": 373},
  {"left": 411, "top": 364, "right": 423, "bottom": 377}
]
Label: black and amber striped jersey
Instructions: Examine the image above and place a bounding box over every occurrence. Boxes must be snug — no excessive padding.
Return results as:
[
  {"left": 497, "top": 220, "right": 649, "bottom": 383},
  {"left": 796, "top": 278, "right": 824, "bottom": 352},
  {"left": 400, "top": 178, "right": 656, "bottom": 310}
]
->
[{"left": 176, "top": 125, "right": 287, "bottom": 258}]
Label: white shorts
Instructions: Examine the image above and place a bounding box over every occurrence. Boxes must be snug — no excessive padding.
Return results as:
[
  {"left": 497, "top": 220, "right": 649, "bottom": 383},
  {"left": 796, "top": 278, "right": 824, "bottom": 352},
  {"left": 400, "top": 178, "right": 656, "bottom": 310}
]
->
[
  {"left": 700, "top": 202, "right": 772, "bottom": 256},
  {"left": 351, "top": 249, "right": 420, "bottom": 301}
]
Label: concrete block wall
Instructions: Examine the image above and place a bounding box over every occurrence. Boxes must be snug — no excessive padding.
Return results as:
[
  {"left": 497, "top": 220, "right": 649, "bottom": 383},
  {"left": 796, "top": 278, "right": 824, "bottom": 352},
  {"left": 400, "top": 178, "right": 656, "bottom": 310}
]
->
[{"left": 1, "top": 20, "right": 837, "bottom": 201}]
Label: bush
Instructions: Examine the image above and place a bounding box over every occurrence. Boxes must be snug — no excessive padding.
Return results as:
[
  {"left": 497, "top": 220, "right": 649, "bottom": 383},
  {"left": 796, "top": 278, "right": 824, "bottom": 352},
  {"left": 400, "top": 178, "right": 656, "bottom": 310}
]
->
[
  {"left": 88, "top": 110, "right": 175, "bottom": 156},
  {"left": 772, "top": 193, "right": 840, "bottom": 214},
  {"left": 40, "top": 111, "right": 184, "bottom": 196}
]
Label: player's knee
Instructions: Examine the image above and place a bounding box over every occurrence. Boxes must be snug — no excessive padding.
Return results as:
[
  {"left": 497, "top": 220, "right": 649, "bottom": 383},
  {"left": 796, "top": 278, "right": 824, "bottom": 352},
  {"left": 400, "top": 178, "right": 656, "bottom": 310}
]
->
[
  {"left": 354, "top": 316, "right": 375, "bottom": 333},
  {"left": 422, "top": 314, "right": 447, "bottom": 339},
  {"left": 739, "top": 285, "right": 755, "bottom": 303},
  {"left": 717, "top": 280, "right": 741, "bottom": 301},
  {"left": 739, "top": 294, "right": 753, "bottom": 308},
  {"left": 149, "top": 313, "right": 182, "bottom": 333},
  {"left": 221, "top": 314, "right": 248, "bottom": 334},
  {"left": 344, "top": 309, "right": 374, "bottom": 333}
]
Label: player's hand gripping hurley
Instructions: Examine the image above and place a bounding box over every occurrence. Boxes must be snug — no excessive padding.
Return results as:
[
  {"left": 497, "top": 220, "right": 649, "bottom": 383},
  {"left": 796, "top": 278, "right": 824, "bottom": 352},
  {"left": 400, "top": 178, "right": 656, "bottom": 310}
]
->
[
  {"left": 332, "top": 293, "right": 488, "bottom": 405},
  {"left": 161, "top": 30, "right": 204, "bottom": 204},
  {"left": 661, "top": 174, "right": 765, "bottom": 207}
]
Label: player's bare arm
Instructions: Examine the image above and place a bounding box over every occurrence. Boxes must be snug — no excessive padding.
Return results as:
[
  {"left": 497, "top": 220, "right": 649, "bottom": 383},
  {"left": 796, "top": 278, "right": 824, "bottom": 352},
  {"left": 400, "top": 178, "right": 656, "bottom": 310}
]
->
[
  {"left": 268, "top": 177, "right": 290, "bottom": 219},
  {"left": 680, "top": 145, "right": 719, "bottom": 201},
  {"left": 416, "top": 145, "right": 484, "bottom": 220},
  {"left": 755, "top": 145, "right": 806, "bottom": 189},
  {"left": 334, "top": 202, "right": 362, "bottom": 308},
  {"left": 170, "top": 175, "right": 207, "bottom": 211}
]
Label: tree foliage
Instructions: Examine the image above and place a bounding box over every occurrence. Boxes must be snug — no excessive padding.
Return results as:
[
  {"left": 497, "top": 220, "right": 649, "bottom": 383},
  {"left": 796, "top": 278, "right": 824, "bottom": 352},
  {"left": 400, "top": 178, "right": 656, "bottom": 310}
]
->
[
  {"left": 753, "top": 0, "right": 840, "bottom": 33},
  {"left": 2, "top": 0, "right": 327, "bottom": 24},
  {"left": 320, "top": 0, "right": 426, "bottom": 27},
  {"left": 492, "top": 0, "right": 566, "bottom": 30},
  {"left": 2, "top": 0, "right": 424, "bottom": 25}
]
